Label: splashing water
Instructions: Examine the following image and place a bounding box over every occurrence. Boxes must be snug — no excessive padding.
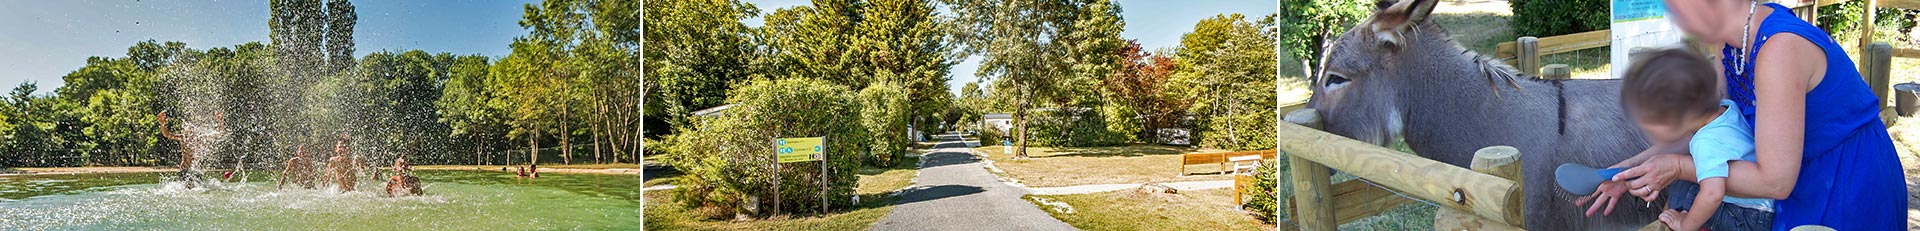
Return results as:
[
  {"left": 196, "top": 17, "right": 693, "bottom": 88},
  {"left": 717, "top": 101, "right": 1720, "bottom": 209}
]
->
[{"left": 0, "top": 170, "right": 638, "bottom": 229}]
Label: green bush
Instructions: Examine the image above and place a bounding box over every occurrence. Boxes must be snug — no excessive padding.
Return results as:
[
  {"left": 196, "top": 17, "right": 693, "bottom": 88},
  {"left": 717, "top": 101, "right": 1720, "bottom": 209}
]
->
[
  {"left": 1510, "top": 0, "right": 1610, "bottom": 37},
  {"left": 979, "top": 126, "right": 1004, "bottom": 147},
  {"left": 858, "top": 83, "right": 910, "bottom": 167},
  {"left": 662, "top": 78, "right": 868, "bottom": 219},
  {"left": 1818, "top": 2, "right": 1920, "bottom": 42},
  {"left": 1245, "top": 163, "right": 1279, "bottom": 224},
  {"left": 1025, "top": 108, "right": 1128, "bottom": 147},
  {"left": 1099, "top": 104, "right": 1143, "bottom": 144}
]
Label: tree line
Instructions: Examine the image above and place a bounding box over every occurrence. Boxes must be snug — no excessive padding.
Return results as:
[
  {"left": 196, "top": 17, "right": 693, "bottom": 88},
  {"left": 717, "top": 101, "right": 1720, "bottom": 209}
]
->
[{"left": 0, "top": 0, "right": 639, "bottom": 168}]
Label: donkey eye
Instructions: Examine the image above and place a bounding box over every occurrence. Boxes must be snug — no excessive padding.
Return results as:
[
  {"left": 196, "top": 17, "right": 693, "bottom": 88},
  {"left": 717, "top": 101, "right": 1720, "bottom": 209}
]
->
[{"left": 1323, "top": 74, "right": 1351, "bottom": 90}]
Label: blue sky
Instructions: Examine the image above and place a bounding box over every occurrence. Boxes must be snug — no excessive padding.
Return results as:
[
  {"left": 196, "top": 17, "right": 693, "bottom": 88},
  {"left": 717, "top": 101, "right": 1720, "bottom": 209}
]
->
[
  {"left": 739, "top": 0, "right": 1277, "bottom": 96},
  {"left": 0, "top": 0, "right": 537, "bottom": 94}
]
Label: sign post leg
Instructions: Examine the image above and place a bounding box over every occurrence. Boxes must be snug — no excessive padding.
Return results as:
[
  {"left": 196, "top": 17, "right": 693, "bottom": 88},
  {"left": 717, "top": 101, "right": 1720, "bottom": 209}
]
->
[{"left": 820, "top": 136, "right": 828, "bottom": 215}]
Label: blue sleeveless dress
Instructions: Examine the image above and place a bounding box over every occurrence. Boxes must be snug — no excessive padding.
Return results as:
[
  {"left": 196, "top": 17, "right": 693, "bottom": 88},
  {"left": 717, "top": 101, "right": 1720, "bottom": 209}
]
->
[{"left": 1718, "top": 3, "right": 1908, "bottom": 230}]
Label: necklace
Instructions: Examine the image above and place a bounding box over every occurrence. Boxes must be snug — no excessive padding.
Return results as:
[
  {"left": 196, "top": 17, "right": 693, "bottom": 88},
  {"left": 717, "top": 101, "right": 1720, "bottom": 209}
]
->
[{"left": 1734, "top": 0, "right": 1757, "bottom": 76}]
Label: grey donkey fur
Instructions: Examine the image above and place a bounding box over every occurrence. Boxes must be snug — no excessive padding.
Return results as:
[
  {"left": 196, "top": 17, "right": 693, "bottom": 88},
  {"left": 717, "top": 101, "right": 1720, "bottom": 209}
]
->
[{"left": 1305, "top": 0, "right": 1671, "bottom": 229}]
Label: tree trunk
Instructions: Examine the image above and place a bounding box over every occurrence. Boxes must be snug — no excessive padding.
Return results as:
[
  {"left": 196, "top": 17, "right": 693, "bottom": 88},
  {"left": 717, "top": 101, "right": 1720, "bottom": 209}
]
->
[
  {"left": 561, "top": 100, "right": 572, "bottom": 165},
  {"left": 593, "top": 96, "right": 604, "bottom": 164},
  {"left": 529, "top": 130, "right": 539, "bottom": 166},
  {"left": 1013, "top": 87, "right": 1030, "bottom": 159},
  {"left": 474, "top": 134, "right": 482, "bottom": 165}
]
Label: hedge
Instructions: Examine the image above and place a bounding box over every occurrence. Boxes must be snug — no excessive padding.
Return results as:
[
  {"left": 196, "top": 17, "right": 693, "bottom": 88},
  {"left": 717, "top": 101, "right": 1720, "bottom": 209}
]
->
[
  {"left": 1509, "top": 0, "right": 1610, "bottom": 37},
  {"left": 662, "top": 78, "right": 868, "bottom": 219}
]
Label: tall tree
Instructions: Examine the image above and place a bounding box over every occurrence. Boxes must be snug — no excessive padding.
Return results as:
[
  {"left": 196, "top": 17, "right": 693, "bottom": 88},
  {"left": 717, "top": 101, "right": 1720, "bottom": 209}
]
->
[
  {"left": 438, "top": 55, "right": 505, "bottom": 165},
  {"left": 853, "top": 0, "right": 956, "bottom": 134},
  {"left": 325, "top": 0, "right": 356, "bottom": 74},
  {"left": 269, "top": 0, "right": 355, "bottom": 160},
  {"left": 1168, "top": 14, "right": 1278, "bottom": 150},
  {"left": 643, "top": 0, "right": 758, "bottom": 139},
  {"left": 1103, "top": 40, "right": 1182, "bottom": 142},
  {"left": 946, "top": 0, "right": 1122, "bottom": 158}
]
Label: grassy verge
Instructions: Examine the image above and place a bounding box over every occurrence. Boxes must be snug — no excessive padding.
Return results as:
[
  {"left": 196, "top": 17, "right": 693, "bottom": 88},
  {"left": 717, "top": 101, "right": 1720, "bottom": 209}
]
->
[
  {"left": 643, "top": 157, "right": 920, "bottom": 230},
  {"left": 972, "top": 144, "right": 1231, "bottom": 187},
  {"left": 1024, "top": 188, "right": 1271, "bottom": 230}
]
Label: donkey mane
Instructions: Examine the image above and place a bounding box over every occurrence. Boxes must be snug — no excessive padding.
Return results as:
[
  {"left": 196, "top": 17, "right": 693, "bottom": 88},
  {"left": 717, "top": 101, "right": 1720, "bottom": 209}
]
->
[{"left": 1418, "top": 21, "right": 1528, "bottom": 97}]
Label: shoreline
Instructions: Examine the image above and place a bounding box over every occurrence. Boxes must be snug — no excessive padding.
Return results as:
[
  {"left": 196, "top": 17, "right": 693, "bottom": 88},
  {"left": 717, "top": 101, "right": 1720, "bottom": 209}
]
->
[
  {"left": 0, "top": 166, "right": 175, "bottom": 176},
  {"left": 1, "top": 165, "right": 639, "bottom": 176},
  {"left": 412, "top": 165, "right": 640, "bottom": 175}
]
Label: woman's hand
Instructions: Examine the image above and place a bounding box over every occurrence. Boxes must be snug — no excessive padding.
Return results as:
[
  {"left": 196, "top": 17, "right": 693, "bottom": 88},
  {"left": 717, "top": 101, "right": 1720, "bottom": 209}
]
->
[
  {"left": 1617, "top": 154, "right": 1692, "bottom": 201},
  {"left": 1573, "top": 180, "right": 1630, "bottom": 216}
]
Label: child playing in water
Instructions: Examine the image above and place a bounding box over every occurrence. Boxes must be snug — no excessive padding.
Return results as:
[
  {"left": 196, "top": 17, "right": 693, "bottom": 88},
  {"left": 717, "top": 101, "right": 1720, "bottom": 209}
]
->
[
  {"left": 158, "top": 111, "right": 225, "bottom": 189},
  {"left": 278, "top": 144, "right": 316, "bottom": 190},
  {"left": 1617, "top": 49, "right": 1772, "bottom": 231},
  {"left": 326, "top": 134, "right": 360, "bottom": 192},
  {"left": 385, "top": 155, "right": 421, "bottom": 196}
]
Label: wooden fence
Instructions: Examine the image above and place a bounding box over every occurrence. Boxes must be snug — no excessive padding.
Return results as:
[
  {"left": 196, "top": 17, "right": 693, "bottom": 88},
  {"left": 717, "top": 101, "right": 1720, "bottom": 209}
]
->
[
  {"left": 1490, "top": 0, "right": 1911, "bottom": 122},
  {"left": 1279, "top": 108, "right": 1528, "bottom": 230},
  {"left": 1492, "top": 0, "right": 1853, "bottom": 76},
  {"left": 1280, "top": 107, "right": 1680, "bottom": 230}
]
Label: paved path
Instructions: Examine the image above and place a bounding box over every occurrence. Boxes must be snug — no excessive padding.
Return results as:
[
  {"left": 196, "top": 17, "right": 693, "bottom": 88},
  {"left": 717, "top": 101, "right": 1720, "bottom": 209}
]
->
[{"left": 869, "top": 134, "right": 1077, "bottom": 231}]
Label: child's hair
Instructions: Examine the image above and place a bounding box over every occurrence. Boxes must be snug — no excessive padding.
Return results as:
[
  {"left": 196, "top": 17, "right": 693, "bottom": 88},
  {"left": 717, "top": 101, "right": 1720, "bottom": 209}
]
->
[{"left": 1621, "top": 48, "right": 1724, "bottom": 123}]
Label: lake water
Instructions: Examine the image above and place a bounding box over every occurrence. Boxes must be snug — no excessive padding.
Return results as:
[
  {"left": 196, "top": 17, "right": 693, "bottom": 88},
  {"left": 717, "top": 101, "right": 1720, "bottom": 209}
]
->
[{"left": 0, "top": 170, "right": 637, "bottom": 229}]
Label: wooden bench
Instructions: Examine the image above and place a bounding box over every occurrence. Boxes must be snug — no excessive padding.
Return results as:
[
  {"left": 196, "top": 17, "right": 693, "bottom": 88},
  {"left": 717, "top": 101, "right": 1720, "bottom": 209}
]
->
[
  {"left": 1179, "top": 150, "right": 1277, "bottom": 175},
  {"left": 1233, "top": 174, "right": 1257, "bottom": 205}
]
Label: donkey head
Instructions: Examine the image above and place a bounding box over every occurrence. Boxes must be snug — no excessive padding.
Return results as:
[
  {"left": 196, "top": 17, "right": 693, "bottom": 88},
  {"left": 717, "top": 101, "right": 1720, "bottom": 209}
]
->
[{"left": 1307, "top": 0, "right": 1441, "bottom": 146}]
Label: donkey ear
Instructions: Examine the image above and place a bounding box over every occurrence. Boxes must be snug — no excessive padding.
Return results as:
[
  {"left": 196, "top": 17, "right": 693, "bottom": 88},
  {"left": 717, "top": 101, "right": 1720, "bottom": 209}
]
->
[{"left": 1369, "top": 0, "right": 1439, "bottom": 46}]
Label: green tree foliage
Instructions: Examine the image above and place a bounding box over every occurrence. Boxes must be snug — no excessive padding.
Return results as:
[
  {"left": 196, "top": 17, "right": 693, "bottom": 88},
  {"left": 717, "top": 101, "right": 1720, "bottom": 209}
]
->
[
  {"left": 1510, "top": 0, "right": 1609, "bottom": 37},
  {"left": 0, "top": 0, "right": 642, "bottom": 168},
  {"left": 663, "top": 78, "right": 866, "bottom": 218},
  {"left": 1103, "top": 40, "right": 1183, "bottom": 143},
  {"left": 1245, "top": 163, "right": 1279, "bottom": 223},
  {"left": 437, "top": 55, "right": 507, "bottom": 165},
  {"left": 644, "top": 0, "right": 760, "bottom": 138},
  {"left": 1817, "top": 1, "right": 1920, "bottom": 43},
  {"left": 1277, "top": 0, "right": 1367, "bottom": 78},
  {"left": 946, "top": 0, "right": 1126, "bottom": 157},
  {"left": 858, "top": 83, "right": 910, "bottom": 167},
  {"left": 494, "top": 0, "right": 642, "bottom": 165},
  {"left": 761, "top": 0, "right": 955, "bottom": 141},
  {"left": 345, "top": 51, "right": 455, "bottom": 161},
  {"left": 1170, "top": 14, "right": 1278, "bottom": 151}
]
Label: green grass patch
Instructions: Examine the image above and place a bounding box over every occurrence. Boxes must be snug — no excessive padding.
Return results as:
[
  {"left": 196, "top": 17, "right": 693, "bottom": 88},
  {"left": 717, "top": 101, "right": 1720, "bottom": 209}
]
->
[
  {"left": 1024, "top": 189, "right": 1271, "bottom": 231},
  {"left": 643, "top": 157, "right": 920, "bottom": 230},
  {"left": 974, "top": 144, "right": 1231, "bottom": 187}
]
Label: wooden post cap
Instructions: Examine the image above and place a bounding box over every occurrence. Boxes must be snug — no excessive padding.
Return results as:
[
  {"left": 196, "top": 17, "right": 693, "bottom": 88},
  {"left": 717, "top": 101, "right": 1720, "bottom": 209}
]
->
[
  {"left": 1541, "top": 64, "right": 1570, "bottom": 80},
  {"left": 1285, "top": 109, "right": 1323, "bottom": 130}
]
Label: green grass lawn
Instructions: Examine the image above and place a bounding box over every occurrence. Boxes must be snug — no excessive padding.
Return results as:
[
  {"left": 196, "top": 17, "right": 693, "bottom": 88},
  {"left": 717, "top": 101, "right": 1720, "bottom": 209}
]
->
[
  {"left": 974, "top": 144, "right": 1233, "bottom": 187},
  {"left": 643, "top": 157, "right": 919, "bottom": 230},
  {"left": 1025, "top": 188, "right": 1272, "bottom": 231}
]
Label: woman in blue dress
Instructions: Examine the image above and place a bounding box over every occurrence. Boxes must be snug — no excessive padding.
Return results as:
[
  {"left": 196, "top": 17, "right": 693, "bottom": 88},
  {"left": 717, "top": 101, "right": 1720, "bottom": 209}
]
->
[{"left": 1582, "top": 1, "right": 1907, "bottom": 230}]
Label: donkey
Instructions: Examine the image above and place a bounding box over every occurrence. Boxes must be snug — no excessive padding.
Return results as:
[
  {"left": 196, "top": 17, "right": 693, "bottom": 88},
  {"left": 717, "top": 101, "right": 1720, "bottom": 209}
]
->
[{"left": 1306, "top": 0, "right": 1668, "bottom": 230}]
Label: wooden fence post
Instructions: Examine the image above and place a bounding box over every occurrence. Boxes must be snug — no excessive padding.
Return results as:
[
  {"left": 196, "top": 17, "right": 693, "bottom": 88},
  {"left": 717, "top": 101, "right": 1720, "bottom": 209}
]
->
[
  {"left": 1862, "top": 0, "right": 1878, "bottom": 54},
  {"left": 1434, "top": 146, "right": 1526, "bottom": 230},
  {"left": 1517, "top": 37, "right": 1540, "bottom": 76},
  {"left": 1284, "top": 109, "right": 1335, "bottom": 231},
  {"left": 1541, "top": 64, "right": 1570, "bottom": 80},
  {"left": 1868, "top": 42, "right": 1893, "bottom": 112}
]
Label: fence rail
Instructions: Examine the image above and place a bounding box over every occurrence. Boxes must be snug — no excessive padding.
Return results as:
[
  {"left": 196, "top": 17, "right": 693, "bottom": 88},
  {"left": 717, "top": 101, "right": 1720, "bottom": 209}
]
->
[
  {"left": 1491, "top": 0, "right": 1854, "bottom": 76},
  {"left": 1279, "top": 108, "right": 1525, "bottom": 230}
]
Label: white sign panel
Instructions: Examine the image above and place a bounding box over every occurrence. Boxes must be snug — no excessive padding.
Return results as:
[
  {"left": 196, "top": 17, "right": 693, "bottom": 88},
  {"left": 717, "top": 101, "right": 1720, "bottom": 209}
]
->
[{"left": 1611, "top": 0, "right": 1686, "bottom": 78}]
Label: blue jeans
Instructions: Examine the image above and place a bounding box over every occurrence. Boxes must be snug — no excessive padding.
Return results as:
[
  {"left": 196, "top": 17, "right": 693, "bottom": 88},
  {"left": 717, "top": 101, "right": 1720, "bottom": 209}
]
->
[{"left": 1668, "top": 181, "right": 1773, "bottom": 231}]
